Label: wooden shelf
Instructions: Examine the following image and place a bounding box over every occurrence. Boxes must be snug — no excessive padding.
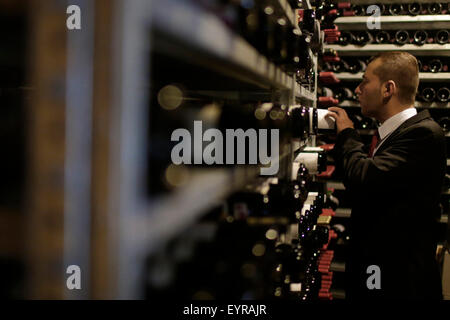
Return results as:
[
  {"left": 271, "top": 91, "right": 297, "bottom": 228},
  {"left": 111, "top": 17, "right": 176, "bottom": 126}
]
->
[
  {"left": 130, "top": 148, "right": 294, "bottom": 259},
  {"left": 152, "top": 0, "right": 315, "bottom": 100},
  {"left": 333, "top": 15, "right": 450, "bottom": 31}
]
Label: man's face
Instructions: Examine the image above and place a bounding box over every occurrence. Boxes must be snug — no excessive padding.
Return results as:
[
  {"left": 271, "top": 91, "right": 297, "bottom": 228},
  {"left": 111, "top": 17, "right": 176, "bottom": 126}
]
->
[{"left": 355, "top": 59, "right": 384, "bottom": 118}]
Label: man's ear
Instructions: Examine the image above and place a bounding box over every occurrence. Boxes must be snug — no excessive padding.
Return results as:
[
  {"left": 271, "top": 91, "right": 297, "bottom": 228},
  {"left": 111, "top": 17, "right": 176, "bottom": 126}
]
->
[{"left": 383, "top": 80, "right": 396, "bottom": 98}]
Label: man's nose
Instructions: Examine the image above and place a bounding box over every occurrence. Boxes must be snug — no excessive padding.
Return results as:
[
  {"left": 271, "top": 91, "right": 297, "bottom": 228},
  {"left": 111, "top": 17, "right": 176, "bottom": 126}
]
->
[{"left": 355, "top": 85, "right": 361, "bottom": 95}]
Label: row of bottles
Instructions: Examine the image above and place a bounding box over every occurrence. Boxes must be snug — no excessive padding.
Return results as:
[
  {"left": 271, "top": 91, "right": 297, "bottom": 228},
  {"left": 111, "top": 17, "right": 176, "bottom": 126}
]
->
[
  {"left": 333, "top": 29, "right": 449, "bottom": 46},
  {"left": 145, "top": 157, "right": 346, "bottom": 300},
  {"left": 417, "top": 86, "right": 450, "bottom": 103},
  {"left": 350, "top": 2, "right": 450, "bottom": 16},
  {"left": 323, "top": 57, "right": 449, "bottom": 74},
  {"left": 319, "top": 86, "right": 356, "bottom": 101},
  {"left": 193, "top": 0, "right": 320, "bottom": 87},
  {"left": 319, "top": 85, "right": 450, "bottom": 103},
  {"left": 150, "top": 82, "right": 338, "bottom": 195}
]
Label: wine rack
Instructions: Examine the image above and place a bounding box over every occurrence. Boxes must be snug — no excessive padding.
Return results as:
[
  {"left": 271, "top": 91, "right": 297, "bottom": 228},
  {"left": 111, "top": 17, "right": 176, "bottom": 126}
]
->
[
  {"left": 91, "top": 0, "right": 333, "bottom": 300},
  {"left": 2, "top": 0, "right": 340, "bottom": 300},
  {"left": 139, "top": 0, "right": 350, "bottom": 301},
  {"left": 4, "top": 0, "right": 449, "bottom": 302}
]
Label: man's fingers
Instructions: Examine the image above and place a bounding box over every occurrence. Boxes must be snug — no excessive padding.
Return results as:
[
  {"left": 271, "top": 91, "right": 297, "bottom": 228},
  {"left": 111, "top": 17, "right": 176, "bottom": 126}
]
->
[
  {"left": 327, "top": 106, "right": 343, "bottom": 113},
  {"left": 326, "top": 112, "right": 338, "bottom": 120},
  {"left": 328, "top": 107, "right": 349, "bottom": 119}
]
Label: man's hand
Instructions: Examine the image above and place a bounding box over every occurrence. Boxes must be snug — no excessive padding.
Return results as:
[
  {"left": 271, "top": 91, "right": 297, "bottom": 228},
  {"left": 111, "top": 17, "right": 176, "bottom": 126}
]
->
[{"left": 326, "top": 107, "right": 354, "bottom": 134}]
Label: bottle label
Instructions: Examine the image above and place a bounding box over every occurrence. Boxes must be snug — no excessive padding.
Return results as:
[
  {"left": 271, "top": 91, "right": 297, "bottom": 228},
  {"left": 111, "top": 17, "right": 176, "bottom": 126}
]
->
[
  {"left": 290, "top": 283, "right": 302, "bottom": 292},
  {"left": 295, "top": 152, "right": 319, "bottom": 174},
  {"left": 317, "top": 109, "right": 336, "bottom": 130}
]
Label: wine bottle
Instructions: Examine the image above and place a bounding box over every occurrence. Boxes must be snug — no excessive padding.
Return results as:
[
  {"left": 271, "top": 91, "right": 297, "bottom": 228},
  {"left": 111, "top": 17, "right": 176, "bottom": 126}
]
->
[
  {"left": 334, "top": 87, "right": 354, "bottom": 101},
  {"left": 325, "top": 191, "right": 339, "bottom": 210},
  {"left": 355, "top": 31, "right": 373, "bottom": 45},
  {"left": 328, "top": 224, "right": 350, "bottom": 261},
  {"left": 413, "top": 30, "right": 428, "bottom": 46},
  {"left": 351, "top": 4, "right": 365, "bottom": 16},
  {"left": 389, "top": 4, "right": 404, "bottom": 15},
  {"left": 339, "top": 31, "right": 355, "bottom": 46},
  {"left": 323, "top": 48, "right": 339, "bottom": 58},
  {"left": 427, "top": 2, "right": 442, "bottom": 14},
  {"left": 437, "top": 87, "right": 450, "bottom": 102},
  {"left": 374, "top": 3, "right": 386, "bottom": 15},
  {"left": 294, "top": 149, "right": 327, "bottom": 175},
  {"left": 421, "top": 87, "right": 436, "bottom": 102},
  {"left": 375, "top": 30, "right": 391, "bottom": 44},
  {"left": 407, "top": 3, "right": 422, "bottom": 15},
  {"left": 438, "top": 117, "right": 450, "bottom": 132},
  {"left": 321, "top": 87, "right": 334, "bottom": 97},
  {"left": 435, "top": 30, "right": 449, "bottom": 45},
  {"left": 395, "top": 30, "right": 410, "bottom": 45},
  {"left": 429, "top": 59, "right": 443, "bottom": 73},
  {"left": 296, "top": 163, "right": 311, "bottom": 198},
  {"left": 347, "top": 59, "right": 367, "bottom": 73},
  {"left": 289, "top": 106, "right": 310, "bottom": 139},
  {"left": 331, "top": 59, "right": 349, "bottom": 73}
]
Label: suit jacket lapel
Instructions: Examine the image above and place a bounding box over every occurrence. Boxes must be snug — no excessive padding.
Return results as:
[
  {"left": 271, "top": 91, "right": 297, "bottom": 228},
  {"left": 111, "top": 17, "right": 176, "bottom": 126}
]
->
[{"left": 374, "top": 110, "right": 432, "bottom": 155}]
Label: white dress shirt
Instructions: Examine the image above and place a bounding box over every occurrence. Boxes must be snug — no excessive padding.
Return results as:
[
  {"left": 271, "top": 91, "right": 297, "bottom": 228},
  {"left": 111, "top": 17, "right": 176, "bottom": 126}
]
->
[{"left": 373, "top": 108, "right": 418, "bottom": 155}]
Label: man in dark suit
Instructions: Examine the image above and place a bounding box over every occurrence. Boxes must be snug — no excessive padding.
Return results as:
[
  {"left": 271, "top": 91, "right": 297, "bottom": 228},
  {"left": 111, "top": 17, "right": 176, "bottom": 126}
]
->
[{"left": 326, "top": 52, "right": 446, "bottom": 299}]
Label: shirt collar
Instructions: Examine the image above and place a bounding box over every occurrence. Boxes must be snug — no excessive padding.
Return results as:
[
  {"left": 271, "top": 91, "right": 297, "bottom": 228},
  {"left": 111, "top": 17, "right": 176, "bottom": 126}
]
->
[{"left": 377, "top": 108, "right": 418, "bottom": 140}]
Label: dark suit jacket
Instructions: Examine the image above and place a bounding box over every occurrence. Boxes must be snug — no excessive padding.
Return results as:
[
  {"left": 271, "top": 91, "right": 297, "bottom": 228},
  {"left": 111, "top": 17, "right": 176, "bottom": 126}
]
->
[{"left": 332, "top": 110, "right": 446, "bottom": 299}]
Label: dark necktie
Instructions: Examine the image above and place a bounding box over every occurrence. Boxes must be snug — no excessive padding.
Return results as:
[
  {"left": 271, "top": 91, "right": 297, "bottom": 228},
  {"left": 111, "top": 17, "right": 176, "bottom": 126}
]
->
[{"left": 368, "top": 130, "right": 380, "bottom": 158}]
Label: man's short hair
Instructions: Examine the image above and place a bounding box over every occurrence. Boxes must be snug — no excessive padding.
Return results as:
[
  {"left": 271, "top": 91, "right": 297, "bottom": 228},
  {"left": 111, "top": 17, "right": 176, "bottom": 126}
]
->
[{"left": 369, "top": 52, "right": 419, "bottom": 105}]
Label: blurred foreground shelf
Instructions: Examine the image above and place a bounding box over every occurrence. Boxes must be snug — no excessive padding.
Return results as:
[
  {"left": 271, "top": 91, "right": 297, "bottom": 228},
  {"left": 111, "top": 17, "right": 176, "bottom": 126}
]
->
[{"left": 151, "top": 0, "right": 316, "bottom": 101}]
